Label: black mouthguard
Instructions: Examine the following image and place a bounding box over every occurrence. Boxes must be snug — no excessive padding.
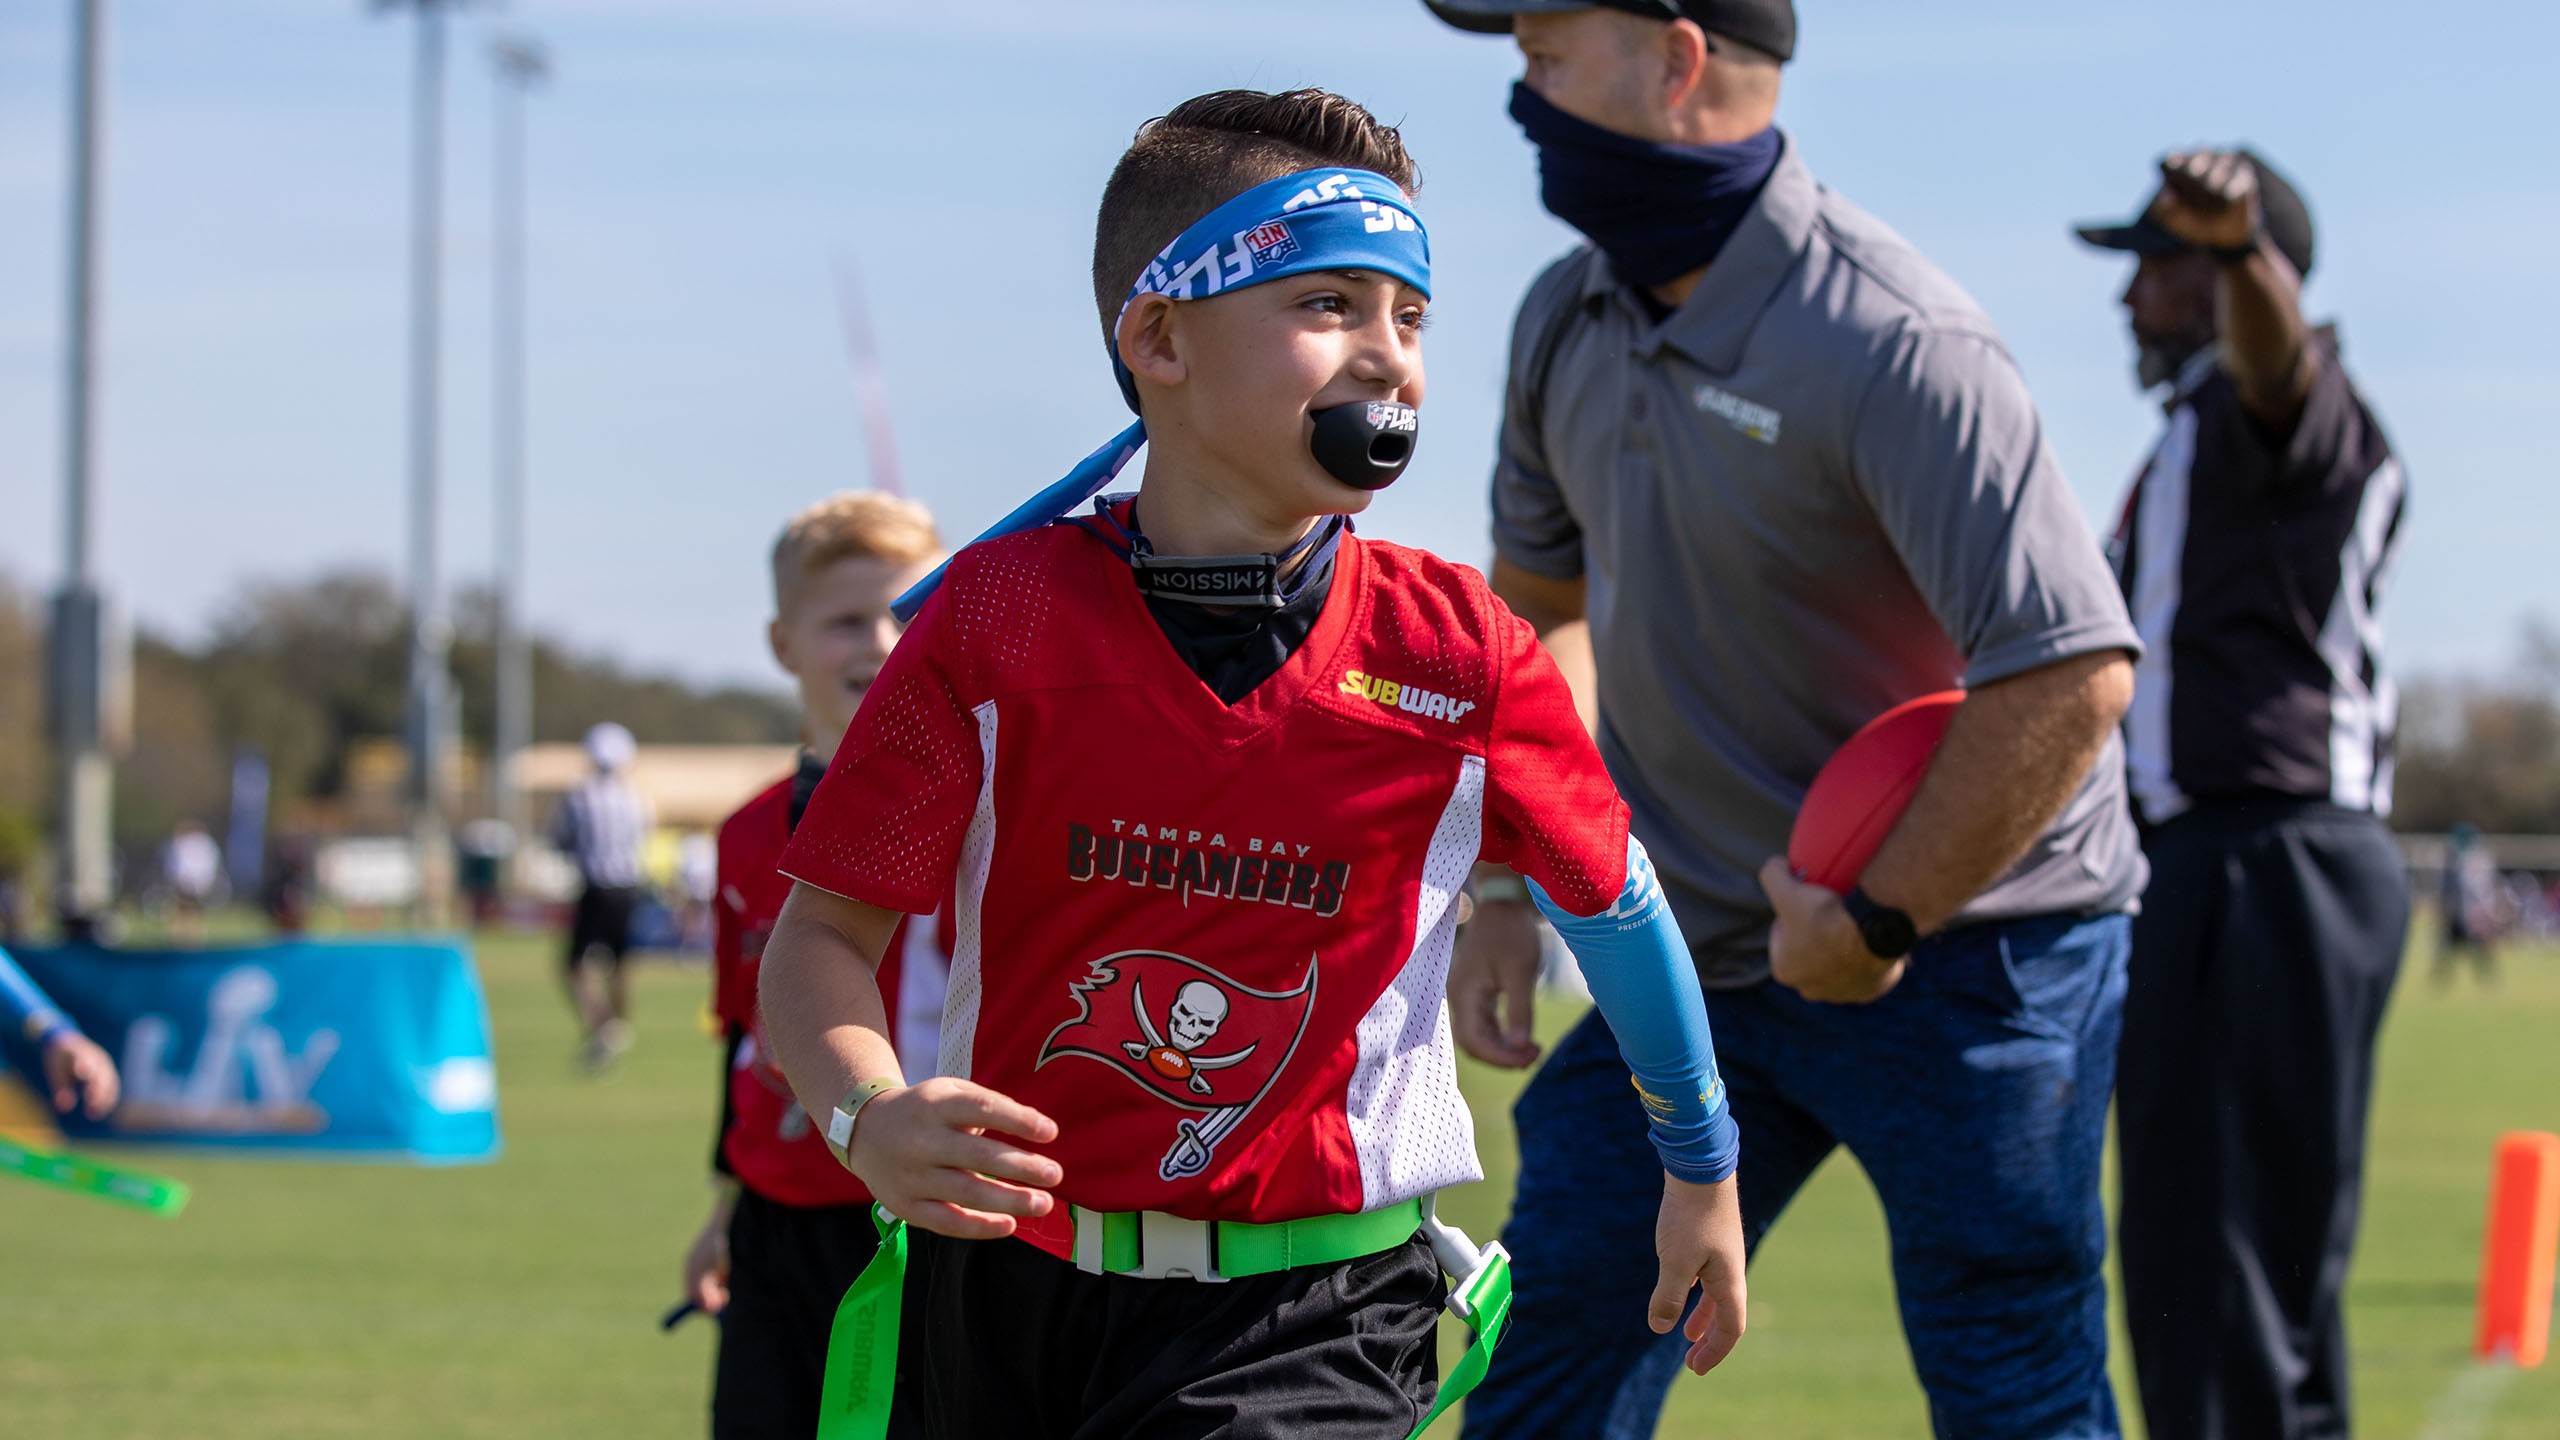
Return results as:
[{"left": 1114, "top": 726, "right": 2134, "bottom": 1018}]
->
[{"left": 1309, "top": 400, "right": 1419, "bottom": 491}]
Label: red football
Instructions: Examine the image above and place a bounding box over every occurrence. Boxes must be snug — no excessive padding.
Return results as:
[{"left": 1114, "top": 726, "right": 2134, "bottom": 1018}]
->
[{"left": 1787, "top": 691, "right": 1965, "bottom": 893}]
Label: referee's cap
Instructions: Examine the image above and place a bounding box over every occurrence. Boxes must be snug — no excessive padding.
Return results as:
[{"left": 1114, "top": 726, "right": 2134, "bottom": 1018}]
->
[
  {"left": 1421, "top": 0, "right": 1796, "bottom": 63},
  {"left": 585, "top": 722, "right": 637, "bottom": 773},
  {"left": 2075, "top": 148, "right": 2316, "bottom": 279}
]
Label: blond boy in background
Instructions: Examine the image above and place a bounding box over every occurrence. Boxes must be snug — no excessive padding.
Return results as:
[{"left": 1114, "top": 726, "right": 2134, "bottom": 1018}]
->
[{"left": 682, "top": 493, "right": 946, "bottom": 1439}]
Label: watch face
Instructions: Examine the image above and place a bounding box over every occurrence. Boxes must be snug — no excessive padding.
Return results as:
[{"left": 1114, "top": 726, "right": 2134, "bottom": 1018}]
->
[{"left": 1863, "top": 909, "right": 1918, "bottom": 960}]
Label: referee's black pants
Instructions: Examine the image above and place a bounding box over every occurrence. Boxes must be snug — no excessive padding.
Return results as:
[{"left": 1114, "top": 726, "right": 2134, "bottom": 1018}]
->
[{"left": 2117, "top": 798, "right": 2408, "bottom": 1440}]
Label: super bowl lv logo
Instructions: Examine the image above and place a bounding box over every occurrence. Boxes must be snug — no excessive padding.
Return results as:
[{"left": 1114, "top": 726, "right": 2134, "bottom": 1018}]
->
[{"left": 1037, "top": 950, "right": 1317, "bottom": 1182}]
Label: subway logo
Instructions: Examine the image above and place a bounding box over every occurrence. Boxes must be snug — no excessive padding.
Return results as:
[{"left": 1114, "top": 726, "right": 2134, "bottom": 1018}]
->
[{"left": 1339, "top": 669, "right": 1477, "bottom": 724}]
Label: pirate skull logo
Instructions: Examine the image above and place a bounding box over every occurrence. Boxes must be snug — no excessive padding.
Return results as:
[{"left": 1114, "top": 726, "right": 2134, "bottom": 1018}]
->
[
  {"left": 1167, "top": 982, "right": 1227, "bottom": 1049},
  {"left": 1124, "top": 977, "right": 1256, "bottom": 1095},
  {"left": 1038, "top": 949, "right": 1322, "bottom": 1182}
]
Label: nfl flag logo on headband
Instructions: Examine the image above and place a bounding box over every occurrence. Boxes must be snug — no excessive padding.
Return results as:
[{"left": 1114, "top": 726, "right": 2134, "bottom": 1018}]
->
[{"left": 890, "top": 166, "right": 1432, "bottom": 623}]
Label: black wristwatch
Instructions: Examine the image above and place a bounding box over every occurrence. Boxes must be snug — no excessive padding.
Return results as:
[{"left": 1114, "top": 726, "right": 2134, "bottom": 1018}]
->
[{"left": 1842, "top": 887, "right": 1918, "bottom": 961}]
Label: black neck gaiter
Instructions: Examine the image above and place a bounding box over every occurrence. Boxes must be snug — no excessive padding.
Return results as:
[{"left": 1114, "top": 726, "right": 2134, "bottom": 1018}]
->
[{"left": 1509, "top": 82, "right": 1781, "bottom": 289}]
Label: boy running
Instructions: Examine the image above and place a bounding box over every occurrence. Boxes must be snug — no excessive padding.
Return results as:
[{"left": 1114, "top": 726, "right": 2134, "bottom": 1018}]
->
[
  {"left": 762, "top": 89, "right": 1745, "bottom": 1439},
  {"left": 682, "top": 493, "right": 948, "bottom": 1440}
]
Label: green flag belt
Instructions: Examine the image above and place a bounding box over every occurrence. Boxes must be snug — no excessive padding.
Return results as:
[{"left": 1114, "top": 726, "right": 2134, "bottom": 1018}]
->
[{"left": 817, "top": 1195, "right": 1511, "bottom": 1439}]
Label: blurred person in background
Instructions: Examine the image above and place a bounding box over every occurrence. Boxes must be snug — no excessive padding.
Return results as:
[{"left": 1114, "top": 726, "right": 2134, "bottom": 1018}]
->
[
  {"left": 162, "top": 819, "right": 224, "bottom": 943},
  {"left": 1426, "top": 3, "right": 2145, "bottom": 1435},
  {"left": 2082, "top": 147, "right": 2410, "bottom": 1440},
  {"left": 551, "top": 721, "right": 654, "bottom": 1072},
  {"left": 458, "top": 818, "right": 515, "bottom": 931},
  {"left": 676, "top": 831, "right": 717, "bottom": 953},
  {"left": 2500, "top": 873, "right": 2544, "bottom": 940},
  {"left": 681, "top": 493, "right": 946, "bottom": 1440},
  {"left": 0, "top": 823, "right": 30, "bottom": 949},
  {"left": 2, "top": 943, "right": 120, "bottom": 1118},
  {"left": 53, "top": 868, "right": 112, "bottom": 946},
  {"left": 263, "top": 831, "right": 317, "bottom": 936},
  {"left": 2432, "top": 823, "right": 2499, "bottom": 988}
]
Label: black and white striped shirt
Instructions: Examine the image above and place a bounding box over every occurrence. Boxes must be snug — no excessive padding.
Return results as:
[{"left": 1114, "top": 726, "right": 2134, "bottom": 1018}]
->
[
  {"left": 551, "top": 774, "right": 654, "bottom": 890},
  {"left": 2110, "top": 332, "right": 2407, "bottom": 826}
]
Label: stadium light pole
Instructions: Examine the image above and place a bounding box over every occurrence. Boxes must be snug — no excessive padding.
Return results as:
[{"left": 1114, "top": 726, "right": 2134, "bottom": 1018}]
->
[
  {"left": 376, "top": 0, "right": 464, "bottom": 924},
  {"left": 488, "top": 34, "right": 545, "bottom": 853},
  {"left": 49, "top": 0, "right": 114, "bottom": 936}
]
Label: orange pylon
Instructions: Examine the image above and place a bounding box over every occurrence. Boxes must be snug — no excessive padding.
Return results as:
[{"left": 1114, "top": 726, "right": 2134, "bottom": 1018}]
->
[{"left": 2475, "top": 1130, "right": 2560, "bottom": 1366}]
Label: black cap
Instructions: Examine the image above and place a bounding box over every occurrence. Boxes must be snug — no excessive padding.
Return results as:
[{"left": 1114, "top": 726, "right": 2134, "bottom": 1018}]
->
[
  {"left": 2075, "top": 149, "right": 2316, "bottom": 278},
  {"left": 1422, "top": 0, "right": 1797, "bottom": 63}
]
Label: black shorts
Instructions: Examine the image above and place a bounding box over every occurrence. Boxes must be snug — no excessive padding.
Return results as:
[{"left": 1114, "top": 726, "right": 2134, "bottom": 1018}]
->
[
  {"left": 905, "top": 1227, "right": 1441, "bottom": 1440},
  {"left": 713, "top": 1188, "right": 922, "bottom": 1440},
  {"left": 566, "top": 884, "right": 640, "bottom": 967}
]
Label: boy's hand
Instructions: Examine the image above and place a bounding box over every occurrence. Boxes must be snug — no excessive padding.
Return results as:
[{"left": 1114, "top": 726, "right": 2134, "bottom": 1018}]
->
[
  {"left": 1650, "top": 1172, "right": 1747, "bottom": 1375},
  {"left": 1449, "top": 899, "right": 1543, "bottom": 1068},
  {"left": 849, "top": 1077, "right": 1063, "bottom": 1240},
  {"left": 41, "top": 1031, "right": 119, "bottom": 1119},
  {"left": 682, "top": 1199, "right": 734, "bottom": 1316}
]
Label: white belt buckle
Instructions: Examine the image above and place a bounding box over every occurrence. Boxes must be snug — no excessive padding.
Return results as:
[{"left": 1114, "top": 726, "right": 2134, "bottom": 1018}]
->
[
  {"left": 1070, "top": 1203, "right": 1107, "bottom": 1275},
  {"left": 1068, "top": 1205, "right": 1228, "bottom": 1282},
  {"left": 1423, "top": 1195, "right": 1506, "bottom": 1322},
  {"left": 1132, "top": 1211, "right": 1226, "bottom": 1282}
]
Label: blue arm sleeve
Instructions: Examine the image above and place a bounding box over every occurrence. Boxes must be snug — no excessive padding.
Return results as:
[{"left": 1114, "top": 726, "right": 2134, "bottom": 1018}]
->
[
  {"left": 0, "top": 944, "right": 77, "bottom": 1047},
  {"left": 1527, "top": 837, "right": 1738, "bottom": 1184}
]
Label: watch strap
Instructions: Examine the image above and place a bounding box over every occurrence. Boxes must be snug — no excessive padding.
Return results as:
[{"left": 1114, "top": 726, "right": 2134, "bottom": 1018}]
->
[
  {"left": 1470, "top": 871, "right": 1531, "bottom": 905},
  {"left": 823, "top": 1078, "right": 901, "bottom": 1171},
  {"left": 1843, "top": 886, "right": 1918, "bottom": 961}
]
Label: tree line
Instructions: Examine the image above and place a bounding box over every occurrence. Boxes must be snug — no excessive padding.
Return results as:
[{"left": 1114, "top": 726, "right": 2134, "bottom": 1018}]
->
[
  {"left": 3, "top": 567, "right": 2555, "bottom": 877},
  {"left": 2387, "top": 621, "right": 2560, "bottom": 835},
  {"left": 0, "top": 568, "right": 796, "bottom": 865}
]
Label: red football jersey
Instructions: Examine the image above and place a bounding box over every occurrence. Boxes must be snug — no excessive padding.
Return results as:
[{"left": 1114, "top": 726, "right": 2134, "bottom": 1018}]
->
[
  {"left": 714, "top": 774, "right": 952, "bottom": 1208},
  {"left": 780, "top": 525, "right": 1631, "bottom": 1224}
]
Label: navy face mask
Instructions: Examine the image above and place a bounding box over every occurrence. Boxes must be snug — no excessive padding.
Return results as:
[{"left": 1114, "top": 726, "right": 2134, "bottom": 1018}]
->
[{"left": 1508, "top": 81, "right": 1781, "bottom": 290}]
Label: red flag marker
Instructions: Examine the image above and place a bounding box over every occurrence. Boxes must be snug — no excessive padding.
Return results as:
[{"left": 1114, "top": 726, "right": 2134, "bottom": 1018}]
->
[{"left": 2475, "top": 1130, "right": 2560, "bottom": 1366}]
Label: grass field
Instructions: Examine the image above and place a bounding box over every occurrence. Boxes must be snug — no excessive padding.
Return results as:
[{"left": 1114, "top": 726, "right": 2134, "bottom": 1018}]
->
[{"left": 3, "top": 925, "right": 2555, "bottom": 1438}]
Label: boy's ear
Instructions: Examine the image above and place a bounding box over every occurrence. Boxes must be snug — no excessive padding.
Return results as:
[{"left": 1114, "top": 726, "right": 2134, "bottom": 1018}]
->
[
  {"left": 1116, "top": 294, "right": 1188, "bottom": 390},
  {"left": 767, "top": 616, "right": 795, "bottom": 675}
]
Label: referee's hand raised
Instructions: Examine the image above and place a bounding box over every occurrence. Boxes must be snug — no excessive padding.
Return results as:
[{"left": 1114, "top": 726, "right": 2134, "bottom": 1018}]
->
[
  {"left": 851, "top": 1077, "right": 1063, "bottom": 1241},
  {"left": 2147, "top": 149, "right": 2261, "bottom": 254}
]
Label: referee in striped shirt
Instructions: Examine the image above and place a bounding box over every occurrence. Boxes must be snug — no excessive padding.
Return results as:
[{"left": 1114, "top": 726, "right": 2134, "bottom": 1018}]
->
[
  {"left": 2081, "top": 148, "right": 2409, "bottom": 1440},
  {"left": 551, "top": 722, "right": 655, "bottom": 1071}
]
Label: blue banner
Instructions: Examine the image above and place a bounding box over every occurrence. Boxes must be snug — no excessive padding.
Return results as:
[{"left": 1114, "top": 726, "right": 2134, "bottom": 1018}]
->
[
  {"left": 227, "top": 748, "right": 270, "bottom": 898},
  {"left": 1, "top": 940, "right": 501, "bottom": 1163}
]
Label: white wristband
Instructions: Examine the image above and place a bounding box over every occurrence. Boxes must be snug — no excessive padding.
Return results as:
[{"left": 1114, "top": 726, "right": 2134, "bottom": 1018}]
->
[{"left": 823, "top": 1078, "right": 900, "bottom": 1171}]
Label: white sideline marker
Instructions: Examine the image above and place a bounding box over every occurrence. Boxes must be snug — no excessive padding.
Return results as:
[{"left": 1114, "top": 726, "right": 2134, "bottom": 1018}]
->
[{"left": 2413, "top": 1360, "right": 2514, "bottom": 1440}]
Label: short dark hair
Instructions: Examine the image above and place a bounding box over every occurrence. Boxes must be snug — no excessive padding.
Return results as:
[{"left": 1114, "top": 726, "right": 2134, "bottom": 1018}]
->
[{"left": 1090, "top": 89, "right": 1419, "bottom": 343}]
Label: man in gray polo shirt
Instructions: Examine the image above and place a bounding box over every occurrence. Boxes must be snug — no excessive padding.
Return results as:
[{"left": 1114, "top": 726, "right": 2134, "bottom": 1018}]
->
[{"left": 1426, "top": 4, "right": 2143, "bottom": 1436}]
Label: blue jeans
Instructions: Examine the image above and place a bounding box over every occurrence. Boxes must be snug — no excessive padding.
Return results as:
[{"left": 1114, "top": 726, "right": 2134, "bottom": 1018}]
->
[{"left": 1463, "top": 912, "right": 2129, "bottom": 1440}]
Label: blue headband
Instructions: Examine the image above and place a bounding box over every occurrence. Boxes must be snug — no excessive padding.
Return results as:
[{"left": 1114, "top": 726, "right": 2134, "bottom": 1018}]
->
[{"left": 892, "top": 167, "right": 1430, "bottom": 621}]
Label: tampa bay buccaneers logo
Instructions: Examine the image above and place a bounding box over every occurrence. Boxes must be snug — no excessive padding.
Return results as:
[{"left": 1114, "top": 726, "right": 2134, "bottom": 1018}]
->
[{"left": 1037, "top": 950, "right": 1318, "bottom": 1181}]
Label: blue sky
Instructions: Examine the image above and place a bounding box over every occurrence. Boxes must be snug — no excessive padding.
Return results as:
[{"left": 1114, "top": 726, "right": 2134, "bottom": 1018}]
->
[{"left": 3, "top": 0, "right": 2554, "bottom": 688}]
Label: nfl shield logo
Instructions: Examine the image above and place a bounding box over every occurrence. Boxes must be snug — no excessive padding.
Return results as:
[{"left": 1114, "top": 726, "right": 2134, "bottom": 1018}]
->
[{"left": 1240, "top": 220, "right": 1299, "bottom": 268}]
